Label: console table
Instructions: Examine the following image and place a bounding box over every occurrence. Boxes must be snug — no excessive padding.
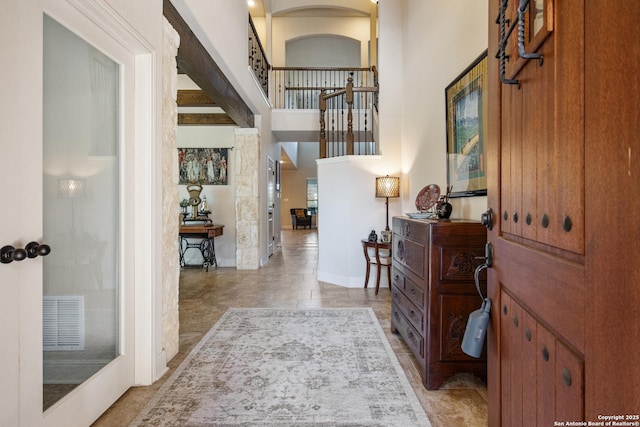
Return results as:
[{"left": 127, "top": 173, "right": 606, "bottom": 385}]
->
[{"left": 178, "top": 224, "right": 223, "bottom": 271}]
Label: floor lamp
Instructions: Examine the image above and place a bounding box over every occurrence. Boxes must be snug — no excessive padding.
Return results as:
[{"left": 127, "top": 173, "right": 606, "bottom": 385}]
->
[{"left": 376, "top": 175, "right": 400, "bottom": 232}]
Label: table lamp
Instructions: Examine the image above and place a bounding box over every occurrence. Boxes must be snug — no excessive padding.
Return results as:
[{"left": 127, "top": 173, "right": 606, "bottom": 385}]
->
[{"left": 376, "top": 175, "right": 400, "bottom": 231}]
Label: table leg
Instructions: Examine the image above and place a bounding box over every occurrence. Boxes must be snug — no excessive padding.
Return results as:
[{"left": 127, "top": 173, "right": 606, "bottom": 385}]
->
[
  {"left": 178, "top": 236, "right": 187, "bottom": 268},
  {"left": 200, "top": 237, "right": 217, "bottom": 270}
]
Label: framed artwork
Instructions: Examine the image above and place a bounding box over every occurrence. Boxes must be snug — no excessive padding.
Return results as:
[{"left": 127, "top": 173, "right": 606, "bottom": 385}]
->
[
  {"left": 178, "top": 147, "right": 229, "bottom": 185},
  {"left": 445, "top": 50, "right": 488, "bottom": 198}
]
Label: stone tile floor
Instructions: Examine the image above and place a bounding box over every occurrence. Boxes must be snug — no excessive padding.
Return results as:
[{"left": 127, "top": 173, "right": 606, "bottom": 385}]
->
[{"left": 92, "top": 229, "right": 487, "bottom": 427}]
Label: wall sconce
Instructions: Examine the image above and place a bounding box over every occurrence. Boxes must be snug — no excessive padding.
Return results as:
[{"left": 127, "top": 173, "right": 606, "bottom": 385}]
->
[
  {"left": 57, "top": 178, "right": 85, "bottom": 199},
  {"left": 375, "top": 175, "right": 400, "bottom": 231}
]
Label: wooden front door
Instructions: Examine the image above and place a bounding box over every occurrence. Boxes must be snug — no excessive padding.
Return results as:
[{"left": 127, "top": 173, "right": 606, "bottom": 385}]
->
[{"left": 486, "top": 0, "right": 640, "bottom": 424}]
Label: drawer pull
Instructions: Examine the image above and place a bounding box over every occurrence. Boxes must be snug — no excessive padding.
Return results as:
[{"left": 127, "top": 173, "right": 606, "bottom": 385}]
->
[
  {"left": 525, "top": 328, "right": 532, "bottom": 342},
  {"left": 393, "top": 292, "right": 401, "bottom": 302},
  {"left": 407, "top": 329, "right": 418, "bottom": 345}
]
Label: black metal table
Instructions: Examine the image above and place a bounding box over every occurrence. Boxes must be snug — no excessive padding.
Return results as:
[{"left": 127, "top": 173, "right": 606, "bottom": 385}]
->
[{"left": 178, "top": 224, "right": 223, "bottom": 271}]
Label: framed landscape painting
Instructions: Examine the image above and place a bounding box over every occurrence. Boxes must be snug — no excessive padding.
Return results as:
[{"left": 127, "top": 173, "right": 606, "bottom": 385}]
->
[{"left": 445, "top": 50, "right": 488, "bottom": 197}]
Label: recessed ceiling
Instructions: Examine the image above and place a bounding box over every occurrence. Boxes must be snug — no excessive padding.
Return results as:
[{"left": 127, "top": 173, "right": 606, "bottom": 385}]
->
[
  {"left": 249, "top": 1, "right": 374, "bottom": 18},
  {"left": 275, "top": 7, "right": 369, "bottom": 18}
]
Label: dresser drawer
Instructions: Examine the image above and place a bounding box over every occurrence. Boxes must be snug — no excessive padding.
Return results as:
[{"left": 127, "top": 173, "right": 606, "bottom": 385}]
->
[
  {"left": 392, "top": 302, "right": 424, "bottom": 359},
  {"left": 393, "top": 235, "right": 426, "bottom": 280},
  {"left": 392, "top": 284, "right": 424, "bottom": 332},
  {"left": 393, "top": 217, "right": 431, "bottom": 245},
  {"left": 392, "top": 267, "right": 424, "bottom": 308}
]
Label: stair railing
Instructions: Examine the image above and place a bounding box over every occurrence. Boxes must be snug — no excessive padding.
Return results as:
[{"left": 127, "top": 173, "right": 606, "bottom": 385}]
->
[
  {"left": 249, "top": 15, "right": 270, "bottom": 96},
  {"left": 319, "top": 74, "right": 379, "bottom": 158}
]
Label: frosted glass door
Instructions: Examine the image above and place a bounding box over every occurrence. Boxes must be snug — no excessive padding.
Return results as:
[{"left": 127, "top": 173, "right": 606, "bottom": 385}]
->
[{"left": 42, "top": 14, "right": 120, "bottom": 410}]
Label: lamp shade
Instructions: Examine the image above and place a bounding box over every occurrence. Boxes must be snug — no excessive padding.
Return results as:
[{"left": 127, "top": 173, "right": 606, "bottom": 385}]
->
[
  {"left": 375, "top": 176, "right": 400, "bottom": 198},
  {"left": 58, "top": 178, "right": 85, "bottom": 198}
]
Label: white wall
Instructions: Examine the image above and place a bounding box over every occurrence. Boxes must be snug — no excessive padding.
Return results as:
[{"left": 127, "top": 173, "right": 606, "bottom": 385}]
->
[
  {"left": 286, "top": 35, "right": 361, "bottom": 67},
  {"left": 272, "top": 16, "right": 372, "bottom": 67},
  {"left": 384, "top": 0, "right": 489, "bottom": 221},
  {"left": 316, "top": 155, "right": 401, "bottom": 287}
]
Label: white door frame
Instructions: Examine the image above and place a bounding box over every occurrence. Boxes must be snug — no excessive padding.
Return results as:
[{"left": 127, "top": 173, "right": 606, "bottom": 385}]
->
[
  {"left": 47, "top": 0, "right": 165, "bottom": 392},
  {"left": 267, "top": 157, "right": 275, "bottom": 256}
]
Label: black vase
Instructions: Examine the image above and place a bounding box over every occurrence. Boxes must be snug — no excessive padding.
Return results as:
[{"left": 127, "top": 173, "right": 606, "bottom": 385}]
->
[{"left": 437, "top": 202, "right": 453, "bottom": 219}]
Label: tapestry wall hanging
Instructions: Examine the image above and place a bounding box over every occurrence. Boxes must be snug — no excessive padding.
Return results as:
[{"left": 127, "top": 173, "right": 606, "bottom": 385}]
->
[{"left": 178, "top": 148, "right": 228, "bottom": 185}]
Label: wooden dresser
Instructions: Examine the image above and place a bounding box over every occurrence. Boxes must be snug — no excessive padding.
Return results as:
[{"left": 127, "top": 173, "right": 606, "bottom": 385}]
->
[{"left": 391, "top": 216, "right": 487, "bottom": 390}]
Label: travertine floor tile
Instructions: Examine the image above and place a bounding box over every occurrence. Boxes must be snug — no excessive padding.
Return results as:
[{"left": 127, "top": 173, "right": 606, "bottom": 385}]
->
[{"left": 92, "top": 229, "right": 487, "bottom": 427}]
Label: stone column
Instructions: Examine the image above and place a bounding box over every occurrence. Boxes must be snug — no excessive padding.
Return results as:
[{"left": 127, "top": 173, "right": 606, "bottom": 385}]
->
[
  {"left": 235, "top": 128, "right": 260, "bottom": 269},
  {"left": 161, "top": 17, "right": 180, "bottom": 361}
]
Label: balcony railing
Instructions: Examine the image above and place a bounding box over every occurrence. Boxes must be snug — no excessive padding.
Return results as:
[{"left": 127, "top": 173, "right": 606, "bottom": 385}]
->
[
  {"left": 272, "top": 67, "right": 376, "bottom": 110},
  {"left": 249, "top": 16, "right": 270, "bottom": 96}
]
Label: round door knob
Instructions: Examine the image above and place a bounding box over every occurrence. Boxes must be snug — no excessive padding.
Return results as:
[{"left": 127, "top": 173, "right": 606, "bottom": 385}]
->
[
  {"left": 1, "top": 242, "right": 51, "bottom": 264},
  {"left": 26, "top": 241, "right": 51, "bottom": 258},
  {"left": 13, "top": 248, "right": 27, "bottom": 261},
  {"left": 38, "top": 244, "right": 51, "bottom": 257},
  {"left": 1, "top": 246, "right": 27, "bottom": 264}
]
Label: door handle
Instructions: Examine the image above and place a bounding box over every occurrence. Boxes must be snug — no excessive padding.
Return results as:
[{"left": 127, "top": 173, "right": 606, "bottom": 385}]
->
[
  {"left": 25, "top": 241, "right": 51, "bottom": 258},
  {"left": 1, "top": 241, "right": 51, "bottom": 264}
]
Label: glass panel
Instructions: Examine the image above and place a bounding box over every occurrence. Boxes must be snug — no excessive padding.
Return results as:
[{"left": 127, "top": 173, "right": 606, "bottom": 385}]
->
[
  {"left": 42, "top": 15, "right": 120, "bottom": 411},
  {"left": 532, "top": 0, "right": 545, "bottom": 36},
  {"left": 306, "top": 179, "right": 318, "bottom": 215}
]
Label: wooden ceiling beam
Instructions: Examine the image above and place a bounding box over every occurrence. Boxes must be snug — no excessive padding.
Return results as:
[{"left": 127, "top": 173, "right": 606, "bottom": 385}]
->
[
  {"left": 178, "top": 113, "right": 236, "bottom": 126},
  {"left": 164, "top": 0, "right": 254, "bottom": 128},
  {"left": 177, "top": 90, "right": 217, "bottom": 107}
]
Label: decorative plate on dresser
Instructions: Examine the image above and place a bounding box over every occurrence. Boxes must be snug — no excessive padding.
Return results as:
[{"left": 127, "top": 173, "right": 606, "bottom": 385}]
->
[{"left": 414, "top": 184, "right": 440, "bottom": 212}]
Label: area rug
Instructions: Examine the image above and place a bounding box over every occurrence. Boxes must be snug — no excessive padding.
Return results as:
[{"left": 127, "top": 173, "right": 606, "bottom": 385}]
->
[{"left": 130, "top": 308, "right": 431, "bottom": 426}]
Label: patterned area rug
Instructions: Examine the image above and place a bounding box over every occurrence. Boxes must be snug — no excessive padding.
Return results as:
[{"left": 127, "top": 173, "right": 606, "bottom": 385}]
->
[{"left": 130, "top": 308, "right": 431, "bottom": 426}]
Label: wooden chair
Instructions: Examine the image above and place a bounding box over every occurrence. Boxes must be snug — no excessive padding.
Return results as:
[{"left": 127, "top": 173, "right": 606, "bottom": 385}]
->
[{"left": 361, "top": 240, "right": 392, "bottom": 295}]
